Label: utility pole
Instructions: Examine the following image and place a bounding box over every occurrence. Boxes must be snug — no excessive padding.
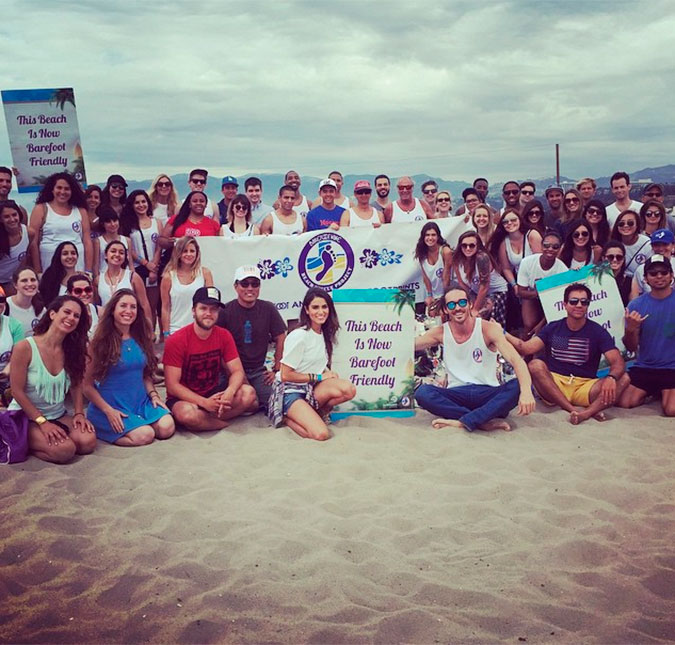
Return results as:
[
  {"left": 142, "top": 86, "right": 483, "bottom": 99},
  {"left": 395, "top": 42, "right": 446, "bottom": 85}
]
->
[{"left": 555, "top": 143, "right": 560, "bottom": 185}]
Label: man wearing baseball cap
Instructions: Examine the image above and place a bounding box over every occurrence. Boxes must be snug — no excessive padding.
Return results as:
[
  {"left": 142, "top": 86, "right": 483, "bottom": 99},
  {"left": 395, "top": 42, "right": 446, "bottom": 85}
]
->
[
  {"left": 630, "top": 229, "right": 675, "bottom": 299},
  {"left": 217, "top": 265, "right": 287, "bottom": 412},
  {"left": 339, "top": 180, "right": 383, "bottom": 228},
  {"left": 306, "top": 179, "right": 345, "bottom": 231},
  {"left": 217, "top": 175, "right": 238, "bottom": 226},
  {"left": 618, "top": 254, "right": 675, "bottom": 416},
  {"left": 163, "top": 286, "right": 258, "bottom": 431}
]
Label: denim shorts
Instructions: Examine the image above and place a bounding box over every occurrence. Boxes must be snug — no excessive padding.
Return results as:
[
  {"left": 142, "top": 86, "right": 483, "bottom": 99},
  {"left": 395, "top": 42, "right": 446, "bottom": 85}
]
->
[{"left": 282, "top": 391, "right": 307, "bottom": 415}]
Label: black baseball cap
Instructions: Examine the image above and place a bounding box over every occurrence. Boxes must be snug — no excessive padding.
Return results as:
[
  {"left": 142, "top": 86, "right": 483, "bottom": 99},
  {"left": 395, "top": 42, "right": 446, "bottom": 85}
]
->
[{"left": 192, "top": 286, "right": 225, "bottom": 308}]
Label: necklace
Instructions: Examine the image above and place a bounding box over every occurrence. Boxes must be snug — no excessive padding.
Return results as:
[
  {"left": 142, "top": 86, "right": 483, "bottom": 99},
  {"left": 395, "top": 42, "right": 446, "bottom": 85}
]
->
[{"left": 106, "top": 269, "right": 123, "bottom": 293}]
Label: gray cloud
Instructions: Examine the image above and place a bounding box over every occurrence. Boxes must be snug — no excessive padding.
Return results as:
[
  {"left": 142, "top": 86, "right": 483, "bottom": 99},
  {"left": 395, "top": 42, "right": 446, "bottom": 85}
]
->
[{"left": 1, "top": 0, "right": 674, "bottom": 188}]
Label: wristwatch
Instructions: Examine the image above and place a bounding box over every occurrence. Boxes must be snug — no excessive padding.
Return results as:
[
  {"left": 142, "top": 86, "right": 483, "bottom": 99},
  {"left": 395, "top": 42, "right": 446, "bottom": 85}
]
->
[{"left": 34, "top": 415, "right": 48, "bottom": 425}]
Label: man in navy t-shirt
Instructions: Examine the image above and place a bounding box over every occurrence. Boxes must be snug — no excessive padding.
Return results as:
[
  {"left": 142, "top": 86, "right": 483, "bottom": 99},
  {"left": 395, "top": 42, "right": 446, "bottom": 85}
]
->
[
  {"left": 618, "top": 254, "right": 675, "bottom": 416},
  {"left": 306, "top": 178, "right": 344, "bottom": 231},
  {"left": 506, "top": 283, "right": 629, "bottom": 425}
]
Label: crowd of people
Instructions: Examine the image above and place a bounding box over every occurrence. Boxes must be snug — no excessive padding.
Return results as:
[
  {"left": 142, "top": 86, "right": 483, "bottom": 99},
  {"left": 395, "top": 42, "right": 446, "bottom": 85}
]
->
[{"left": 0, "top": 165, "right": 672, "bottom": 464}]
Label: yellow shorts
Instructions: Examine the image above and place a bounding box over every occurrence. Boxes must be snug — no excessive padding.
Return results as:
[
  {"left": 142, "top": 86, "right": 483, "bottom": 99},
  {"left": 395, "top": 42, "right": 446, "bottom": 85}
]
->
[{"left": 550, "top": 372, "right": 598, "bottom": 407}]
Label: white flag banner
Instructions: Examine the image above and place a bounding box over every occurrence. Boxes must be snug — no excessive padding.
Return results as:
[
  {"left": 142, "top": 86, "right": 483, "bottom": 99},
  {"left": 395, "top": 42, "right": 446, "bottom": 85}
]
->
[{"left": 199, "top": 219, "right": 472, "bottom": 320}]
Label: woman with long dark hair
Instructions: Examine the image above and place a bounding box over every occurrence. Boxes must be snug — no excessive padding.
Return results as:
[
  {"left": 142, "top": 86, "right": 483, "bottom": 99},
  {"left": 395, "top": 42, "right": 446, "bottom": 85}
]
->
[
  {"left": 8, "top": 295, "right": 96, "bottom": 463},
  {"left": 521, "top": 199, "right": 546, "bottom": 237},
  {"left": 158, "top": 191, "right": 220, "bottom": 250},
  {"left": 219, "top": 194, "right": 260, "bottom": 238},
  {"left": 268, "top": 287, "right": 356, "bottom": 440},
  {"left": 7, "top": 267, "right": 44, "bottom": 337},
  {"left": 414, "top": 222, "right": 452, "bottom": 315},
  {"left": 559, "top": 220, "right": 598, "bottom": 269},
  {"left": 39, "top": 241, "right": 79, "bottom": 305},
  {"left": 100, "top": 174, "right": 127, "bottom": 216},
  {"left": 490, "top": 208, "right": 542, "bottom": 287},
  {"left": 451, "top": 231, "right": 509, "bottom": 326},
  {"left": 582, "top": 199, "right": 610, "bottom": 256},
  {"left": 84, "top": 289, "right": 174, "bottom": 446},
  {"left": 601, "top": 240, "right": 632, "bottom": 305},
  {"left": 28, "top": 172, "right": 93, "bottom": 274},
  {"left": 92, "top": 206, "right": 131, "bottom": 278},
  {"left": 84, "top": 185, "right": 102, "bottom": 229},
  {"left": 640, "top": 201, "right": 667, "bottom": 237},
  {"left": 610, "top": 210, "right": 652, "bottom": 276},
  {"left": 0, "top": 200, "right": 31, "bottom": 294},
  {"left": 66, "top": 273, "right": 100, "bottom": 338}
]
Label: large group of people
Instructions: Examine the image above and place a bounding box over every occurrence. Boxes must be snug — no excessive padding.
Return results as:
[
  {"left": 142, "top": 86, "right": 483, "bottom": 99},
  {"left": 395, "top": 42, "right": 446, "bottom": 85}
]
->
[{"left": 0, "top": 165, "right": 673, "bottom": 465}]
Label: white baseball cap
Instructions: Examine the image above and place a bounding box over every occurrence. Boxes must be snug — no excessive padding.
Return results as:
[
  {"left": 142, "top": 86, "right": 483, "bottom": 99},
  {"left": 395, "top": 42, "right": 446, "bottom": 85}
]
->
[{"left": 234, "top": 265, "right": 261, "bottom": 283}]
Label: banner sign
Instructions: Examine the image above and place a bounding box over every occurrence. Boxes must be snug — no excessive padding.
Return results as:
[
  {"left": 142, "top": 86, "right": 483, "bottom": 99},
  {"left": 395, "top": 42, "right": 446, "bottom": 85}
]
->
[
  {"left": 1, "top": 87, "right": 86, "bottom": 193},
  {"left": 331, "top": 288, "right": 415, "bottom": 419},
  {"left": 200, "top": 218, "right": 472, "bottom": 320},
  {"left": 537, "top": 264, "right": 627, "bottom": 361}
]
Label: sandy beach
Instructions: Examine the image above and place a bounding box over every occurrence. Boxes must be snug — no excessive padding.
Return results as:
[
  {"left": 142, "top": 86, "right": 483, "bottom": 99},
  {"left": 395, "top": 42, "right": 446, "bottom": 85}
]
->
[{"left": 1, "top": 399, "right": 674, "bottom": 644}]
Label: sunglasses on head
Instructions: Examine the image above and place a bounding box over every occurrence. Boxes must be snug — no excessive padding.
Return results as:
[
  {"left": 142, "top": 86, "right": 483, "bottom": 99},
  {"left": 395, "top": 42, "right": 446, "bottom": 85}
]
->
[
  {"left": 605, "top": 253, "right": 624, "bottom": 261},
  {"left": 191, "top": 178, "right": 206, "bottom": 185},
  {"left": 238, "top": 279, "right": 260, "bottom": 288},
  {"left": 71, "top": 286, "right": 93, "bottom": 296},
  {"left": 567, "top": 297, "right": 590, "bottom": 306},
  {"left": 446, "top": 298, "right": 468, "bottom": 310},
  {"left": 157, "top": 181, "right": 172, "bottom": 188}
]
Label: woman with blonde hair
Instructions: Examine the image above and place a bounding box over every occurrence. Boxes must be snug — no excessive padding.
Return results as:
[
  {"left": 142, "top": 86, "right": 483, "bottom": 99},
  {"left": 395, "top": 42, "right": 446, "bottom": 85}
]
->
[
  {"left": 160, "top": 236, "right": 213, "bottom": 337},
  {"left": 472, "top": 204, "right": 496, "bottom": 248},
  {"left": 148, "top": 174, "right": 180, "bottom": 221}
]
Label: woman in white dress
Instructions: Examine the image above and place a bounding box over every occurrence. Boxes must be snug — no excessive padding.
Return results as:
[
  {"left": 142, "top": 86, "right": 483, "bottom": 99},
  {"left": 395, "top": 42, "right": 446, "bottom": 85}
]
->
[
  {"left": 28, "top": 172, "right": 93, "bottom": 274},
  {"left": 160, "top": 236, "right": 213, "bottom": 338},
  {"left": 0, "top": 199, "right": 31, "bottom": 294}
]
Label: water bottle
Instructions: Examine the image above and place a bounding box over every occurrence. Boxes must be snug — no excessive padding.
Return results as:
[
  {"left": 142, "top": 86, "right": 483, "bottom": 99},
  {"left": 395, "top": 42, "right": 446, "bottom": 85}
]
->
[{"left": 244, "top": 319, "right": 252, "bottom": 344}]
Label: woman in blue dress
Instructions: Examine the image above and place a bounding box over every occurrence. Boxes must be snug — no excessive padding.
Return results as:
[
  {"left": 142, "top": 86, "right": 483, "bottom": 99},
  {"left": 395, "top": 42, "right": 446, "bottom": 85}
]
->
[{"left": 84, "top": 289, "right": 175, "bottom": 446}]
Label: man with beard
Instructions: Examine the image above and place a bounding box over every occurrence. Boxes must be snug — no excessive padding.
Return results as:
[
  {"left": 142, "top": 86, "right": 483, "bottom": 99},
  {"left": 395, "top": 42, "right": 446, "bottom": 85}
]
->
[
  {"left": 544, "top": 184, "right": 565, "bottom": 231},
  {"left": 164, "top": 286, "right": 258, "bottom": 431},
  {"left": 372, "top": 174, "right": 391, "bottom": 214}
]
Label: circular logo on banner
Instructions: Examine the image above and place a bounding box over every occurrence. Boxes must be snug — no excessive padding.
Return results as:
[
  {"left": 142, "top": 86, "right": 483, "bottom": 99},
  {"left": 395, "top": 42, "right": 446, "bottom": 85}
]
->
[{"left": 298, "top": 232, "right": 354, "bottom": 290}]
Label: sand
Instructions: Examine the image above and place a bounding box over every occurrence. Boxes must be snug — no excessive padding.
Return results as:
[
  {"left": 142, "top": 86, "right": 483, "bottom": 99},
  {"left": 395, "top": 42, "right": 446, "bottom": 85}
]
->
[{"left": 1, "top": 400, "right": 674, "bottom": 644}]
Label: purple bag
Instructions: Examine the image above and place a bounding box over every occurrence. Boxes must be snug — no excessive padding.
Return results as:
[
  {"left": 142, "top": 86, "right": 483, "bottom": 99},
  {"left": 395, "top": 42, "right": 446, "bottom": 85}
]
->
[{"left": 0, "top": 409, "right": 29, "bottom": 464}]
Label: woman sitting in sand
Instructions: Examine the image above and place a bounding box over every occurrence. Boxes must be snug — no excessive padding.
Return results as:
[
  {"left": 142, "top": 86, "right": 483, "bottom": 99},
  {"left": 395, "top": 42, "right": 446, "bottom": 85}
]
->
[
  {"left": 268, "top": 287, "right": 356, "bottom": 441},
  {"left": 84, "top": 289, "right": 174, "bottom": 446},
  {"left": 8, "top": 295, "right": 96, "bottom": 463}
]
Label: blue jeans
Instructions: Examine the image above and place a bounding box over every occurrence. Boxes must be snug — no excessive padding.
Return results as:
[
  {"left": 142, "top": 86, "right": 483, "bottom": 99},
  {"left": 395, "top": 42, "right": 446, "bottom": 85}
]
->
[{"left": 415, "top": 380, "right": 520, "bottom": 431}]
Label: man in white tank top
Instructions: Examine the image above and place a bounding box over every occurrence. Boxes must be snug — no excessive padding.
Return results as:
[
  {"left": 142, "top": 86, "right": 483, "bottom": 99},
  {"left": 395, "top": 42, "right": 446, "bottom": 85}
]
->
[
  {"left": 260, "top": 185, "right": 306, "bottom": 235},
  {"left": 187, "top": 169, "right": 218, "bottom": 219},
  {"left": 384, "top": 176, "right": 435, "bottom": 223},
  {"left": 414, "top": 285, "right": 535, "bottom": 431},
  {"left": 339, "top": 180, "right": 384, "bottom": 228},
  {"left": 273, "top": 170, "right": 311, "bottom": 218}
]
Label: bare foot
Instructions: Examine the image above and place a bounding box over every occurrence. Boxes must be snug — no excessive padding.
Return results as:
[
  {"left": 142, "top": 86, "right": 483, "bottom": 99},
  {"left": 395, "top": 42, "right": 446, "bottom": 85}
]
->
[
  {"left": 569, "top": 408, "right": 592, "bottom": 425},
  {"left": 593, "top": 412, "right": 607, "bottom": 422},
  {"left": 477, "top": 419, "right": 512, "bottom": 431},
  {"left": 431, "top": 418, "right": 465, "bottom": 430}
]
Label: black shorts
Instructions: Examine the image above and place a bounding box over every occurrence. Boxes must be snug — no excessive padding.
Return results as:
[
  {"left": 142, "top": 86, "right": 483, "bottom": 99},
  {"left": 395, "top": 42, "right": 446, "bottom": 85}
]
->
[
  {"left": 628, "top": 367, "right": 675, "bottom": 396},
  {"left": 165, "top": 384, "right": 223, "bottom": 411}
]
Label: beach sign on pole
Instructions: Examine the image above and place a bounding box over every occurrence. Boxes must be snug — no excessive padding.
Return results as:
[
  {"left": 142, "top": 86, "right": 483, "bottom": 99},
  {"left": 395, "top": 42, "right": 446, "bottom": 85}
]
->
[
  {"left": 331, "top": 288, "right": 416, "bottom": 420},
  {"left": 1, "top": 87, "right": 86, "bottom": 193}
]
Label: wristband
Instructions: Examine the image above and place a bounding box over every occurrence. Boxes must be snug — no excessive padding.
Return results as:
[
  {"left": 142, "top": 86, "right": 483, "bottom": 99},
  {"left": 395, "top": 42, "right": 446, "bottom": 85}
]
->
[
  {"left": 607, "top": 374, "right": 618, "bottom": 381},
  {"left": 149, "top": 390, "right": 159, "bottom": 396},
  {"left": 163, "top": 331, "right": 170, "bottom": 338},
  {"left": 73, "top": 412, "right": 85, "bottom": 418},
  {"left": 317, "top": 373, "right": 322, "bottom": 382}
]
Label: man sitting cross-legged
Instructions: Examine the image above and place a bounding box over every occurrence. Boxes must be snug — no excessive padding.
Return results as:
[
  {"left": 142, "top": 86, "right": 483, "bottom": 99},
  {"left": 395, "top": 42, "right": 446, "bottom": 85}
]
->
[
  {"left": 506, "top": 282, "right": 629, "bottom": 425},
  {"left": 415, "top": 284, "right": 535, "bottom": 431}
]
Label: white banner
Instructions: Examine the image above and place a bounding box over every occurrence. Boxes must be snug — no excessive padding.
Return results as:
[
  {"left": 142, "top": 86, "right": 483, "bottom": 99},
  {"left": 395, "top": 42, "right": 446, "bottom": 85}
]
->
[{"left": 200, "top": 219, "right": 472, "bottom": 320}]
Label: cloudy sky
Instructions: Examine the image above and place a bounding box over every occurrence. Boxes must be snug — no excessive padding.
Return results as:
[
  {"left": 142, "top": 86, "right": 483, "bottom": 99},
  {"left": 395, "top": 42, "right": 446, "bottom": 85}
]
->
[{"left": 2, "top": 0, "right": 674, "bottom": 186}]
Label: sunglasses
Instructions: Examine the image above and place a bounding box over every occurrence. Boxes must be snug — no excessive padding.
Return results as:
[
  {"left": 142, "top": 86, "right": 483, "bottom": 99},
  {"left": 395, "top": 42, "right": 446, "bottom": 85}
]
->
[
  {"left": 503, "top": 189, "right": 519, "bottom": 196},
  {"left": 644, "top": 191, "right": 661, "bottom": 198},
  {"left": 436, "top": 197, "right": 450, "bottom": 203},
  {"left": 542, "top": 242, "right": 561, "bottom": 250},
  {"left": 565, "top": 197, "right": 580, "bottom": 203},
  {"left": 233, "top": 204, "right": 247, "bottom": 211},
  {"left": 521, "top": 189, "right": 534, "bottom": 195},
  {"left": 604, "top": 254, "right": 624, "bottom": 261},
  {"left": 618, "top": 221, "right": 636, "bottom": 228},
  {"left": 398, "top": 185, "right": 413, "bottom": 190},
  {"left": 238, "top": 279, "right": 260, "bottom": 288},
  {"left": 528, "top": 209, "right": 542, "bottom": 217},
  {"left": 191, "top": 178, "right": 206, "bottom": 185},
  {"left": 157, "top": 181, "right": 172, "bottom": 188},
  {"left": 586, "top": 207, "right": 601, "bottom": 215},
  {"left": 110, "top": 184, "right": 125, "bottom": 190},
  {"left": 646, "top": 269, "right": 670, "bottom": 277},
  {"left": 645, "top": 211, "right": 661, "bottom": 217},
  {"left": 502, "top": 218, "right": 519, "bottom": 225},
  {"left": 423, "top": 189, "right": 437, "bottom": 195},
  {"left": 355, "top": 189, "right": 372, "bottom": 195},
  {"left": 446, "top": 298, "right": 468, "bottom": 310},
  {"left": 461, "top": 242, "right": 477, "bottom": 249},
  {"left": 567, "top": 298, "right": 590, "bottom": 306},
  {"left": 71, "top": 286, "right": 93, "bottom": 296},
  {"left": 573, "top": 231, "right": 590, "bottom": 239}
]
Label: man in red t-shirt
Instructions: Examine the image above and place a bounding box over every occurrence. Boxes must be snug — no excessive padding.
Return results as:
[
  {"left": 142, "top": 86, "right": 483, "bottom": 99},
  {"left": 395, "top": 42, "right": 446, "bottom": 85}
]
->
[{"left": 163, "top": 286, "right": 258, "bottom": 431}]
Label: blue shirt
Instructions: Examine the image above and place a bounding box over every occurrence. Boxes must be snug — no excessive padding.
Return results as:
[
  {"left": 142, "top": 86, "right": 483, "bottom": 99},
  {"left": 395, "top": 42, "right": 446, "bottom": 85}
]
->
[
  {"left": 537, "top": 318, "right": 615, "bottom": 379},
  {"left": 306, "top": 205, "right": 344, "bottom": 231},
  {"left": 627, "top": 290, "right": 675, "bottom": 369}
]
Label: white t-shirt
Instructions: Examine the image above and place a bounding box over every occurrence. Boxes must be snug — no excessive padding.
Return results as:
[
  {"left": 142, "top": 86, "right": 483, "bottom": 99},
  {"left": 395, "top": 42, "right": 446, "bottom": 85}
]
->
[
  {"left": 623, "top": 234, "right": 652, "bottom": 276},
  {"left": 517, "top": 254, "right": 568, "bottom": 289},
  {"left": 606, "top": 199, "right": 642, "bottom": 227},
  {"left": 280, "top": 327, "right": 328, "bottom": 391}
]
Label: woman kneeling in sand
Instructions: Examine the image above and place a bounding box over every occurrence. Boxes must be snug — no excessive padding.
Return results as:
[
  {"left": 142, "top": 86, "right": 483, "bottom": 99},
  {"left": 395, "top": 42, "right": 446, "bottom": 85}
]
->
[
  {"left": 268, "top": 287, "right": 356, "bottom": 440},
  {"left": 8, "top": 296, "right": 96, "bottom": 463},
  {"left": 84, "top": 289, "right": 175, "bottom": 446}
]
